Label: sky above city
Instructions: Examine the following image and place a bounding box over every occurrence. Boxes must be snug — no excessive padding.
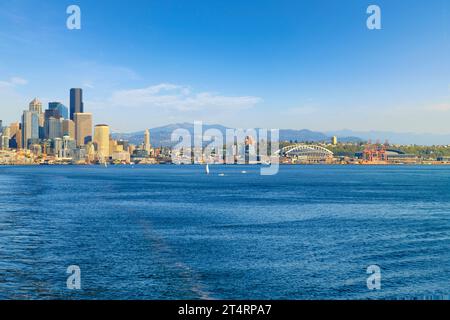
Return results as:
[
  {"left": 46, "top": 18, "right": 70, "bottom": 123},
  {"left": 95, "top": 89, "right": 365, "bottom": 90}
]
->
[{"left": 0, "top": 0, "right": 449, "bottom": 133}]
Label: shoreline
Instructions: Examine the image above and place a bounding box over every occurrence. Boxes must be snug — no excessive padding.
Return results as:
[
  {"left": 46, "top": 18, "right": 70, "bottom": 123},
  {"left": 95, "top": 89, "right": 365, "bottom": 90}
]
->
[{"left": 2, "top": 162, "right": 450, "bottom": 167}]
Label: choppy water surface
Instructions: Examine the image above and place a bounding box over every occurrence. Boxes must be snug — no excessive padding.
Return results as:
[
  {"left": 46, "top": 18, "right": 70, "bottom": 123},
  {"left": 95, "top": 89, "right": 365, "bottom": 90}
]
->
[{"left": 0, "top": 165, "right": 449, "bottom": 299}]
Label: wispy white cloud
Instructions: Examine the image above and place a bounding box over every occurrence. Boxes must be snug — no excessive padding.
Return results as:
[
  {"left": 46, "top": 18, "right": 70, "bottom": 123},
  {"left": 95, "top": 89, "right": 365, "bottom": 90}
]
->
[
  {"left": 96, "top": 83, "right": 262, "bottom": 112},
  {"left": 0, "top": 76, "right": 28, "bottom": 88}
]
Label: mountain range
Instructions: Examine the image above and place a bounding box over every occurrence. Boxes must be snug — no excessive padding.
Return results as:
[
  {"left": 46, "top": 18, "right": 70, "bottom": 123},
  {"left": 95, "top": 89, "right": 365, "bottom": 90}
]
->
[
  {"left": 112, "top": 123, "right": 450, "bottom": 147},
  {"left": 111, "top": 123, "right": 362, "bottom": 147}
]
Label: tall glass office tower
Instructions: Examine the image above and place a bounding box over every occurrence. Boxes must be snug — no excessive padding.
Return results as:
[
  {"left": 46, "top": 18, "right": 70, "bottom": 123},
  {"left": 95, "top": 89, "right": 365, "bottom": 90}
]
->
[
  {"left": 70, "top": 88, "right": 84, "bottom": 120},
  {"left": 22, "top": 111, "right": 39, "bottom": 149}
]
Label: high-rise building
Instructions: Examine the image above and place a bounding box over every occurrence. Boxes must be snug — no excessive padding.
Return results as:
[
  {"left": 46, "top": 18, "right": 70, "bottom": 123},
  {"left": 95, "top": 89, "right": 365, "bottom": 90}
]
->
[
  {"left": 94, "top": 124, "right": 110, "bottom": 159},
  {"left": 47, "top": 117, "right": 63, "bottom": 139},
  {"left": 52, "top": 138, "right": 63, "bottom": 157},
  {"left": 29, "top": 98, "right": 43, "bottom": 114},
  {"left": 144, "top": 129, "right": 151, "bottom": 153},
  {"left": 70, "top": 88, "right": 84, "bottom": 120},
  {"left": 331, "top": 136, "right": 338, "bottom": 145},
  {"left": 49, "top": 102, "right": 69, "bottom": 119},
  {"left": 22, "top": 111, "right": 39, "bottom": 149},
  {"left": 62, "top": 119, "right": 75, "bottom": 140},
  {"left": 45, "top": 108, "right": 61, "bottom": 120},
  {"left": 9, "top": 122, "right": 21, "bottom": 149},
  {"left": 1, "top": 126, "right": 10, "bottom": 150},
  {"left": 74, "top": 113, "right": 92, "bottom": 146},
  {"left": 0, "top": 120, "right": 3, "bottom": 132},
  {"left": 62, "top": 135, "right": 77, "bottom": 158},
  {"left": 117, "top": 140, "right": 129, "bottom": 151},
  {"left": 29, "top": 98, "right": 45, "bottom": 130}
]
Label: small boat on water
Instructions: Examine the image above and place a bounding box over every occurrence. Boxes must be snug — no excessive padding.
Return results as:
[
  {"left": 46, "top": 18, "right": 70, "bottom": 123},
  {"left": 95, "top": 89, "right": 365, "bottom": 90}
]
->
[
  {"left": 205, "top": 163, "right": 210, "bottom": 175},
  {"left": 241, "top": 170, "right": 247, "bottom": 174}
]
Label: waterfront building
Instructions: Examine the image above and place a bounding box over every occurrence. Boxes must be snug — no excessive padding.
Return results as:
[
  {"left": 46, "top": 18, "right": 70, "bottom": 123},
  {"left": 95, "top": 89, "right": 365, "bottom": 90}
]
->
[
  {"left": 87, "top": 142, "right": 96, "bottom": 162},
  {"left": 62, "top": 136, "right": 77, "bottom": 158},
  {"left": 29, "top": 143, "right": 42, "bottom": 156},
  {"left": 62, "top": 119, "right": 75, "bottom": 140},
  {"left": 53, "top": 138, "right": 63, "bottom": 157},
  {"left": 70, "top": 88, "right": 84, "bottom": 120},
  {"left": 0, "top": 120, "right": 2, "bottom": 132},
  {"left": 385, "top": 150, "right": 419, "bottom": 164},
  {"left": 49, "top": 102, "right": 68, "bottom": 119},
  {"left": 128, "top": 144, "right": 136, "bottom": 155},
  {"left": 244, "top": 135, "right": 257, "bottom": 164},
  {"left": 117, "top": 140, "right": 129, "bottom": 151},
  {"left": 94, "top": 124, "right": 110, "bottom": 160},
  {"left": 22, "top": 110, "right": 39, "bottom": 149},
  {"left": 112, "top": 150, "right": 131, "bottom": 163},
  {"left": 41, "top": 139, "right": 52, "bottom": 155},
  {"left": 144, "top": 129, "right": 151, "bottom": 153},
  {"left": 131, "top": 149, "right": 149, "bottom": 163},
  {"left": 112, "top": 143, "right": 124, "bottom": 153},
  {"left": 74, "top": 113, "right": 92, "bottom": 147},
  {"left": 109, "top": 136, "right": 117, "bottom": 156},
  {"left": 73, "top": 147, "right": 87, "bottom": 163}
]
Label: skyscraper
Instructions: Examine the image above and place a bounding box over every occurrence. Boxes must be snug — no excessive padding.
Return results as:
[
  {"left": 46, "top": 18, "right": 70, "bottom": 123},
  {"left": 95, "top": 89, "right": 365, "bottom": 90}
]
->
[
  {"left": 1, "top": 126, "right": 10, "bottom": 150},
  {"left": 47, "top": 117, "right": 63, "bottom": 139},
  {"left": 74, "top": 113, "right": 92, "bottom": 146},
  {"left": 94, "top": 124, "right": 110, "bottom": 159},
  {"left": 62, "top": 119, "right": 75, "bottom": 140},
  {"left": 331, "top": 136, "right": 338, "bottom": 145},
  {"left": 45, "top": 109, "right": 61, "bottom": 120},
  {"left": 144, "top": 129, "right": 151, "bottom": 153},
  {"left": 29, "top": 98, "right": 42, "bottom": 114},
  {"left": 49, "top": 102, "right": 69, "bottom": 119},
  {"left": 29, "top": 98, "right": 45, "bottom": 130},
  {"left": 9, "top": 122, "right": 21, "bottom": 149},
  {"left": 70, "top": 88, "right": 84, "bottom": 120},
  {"left": 22, "top": 111, "right": 39, "bottom": 149}
]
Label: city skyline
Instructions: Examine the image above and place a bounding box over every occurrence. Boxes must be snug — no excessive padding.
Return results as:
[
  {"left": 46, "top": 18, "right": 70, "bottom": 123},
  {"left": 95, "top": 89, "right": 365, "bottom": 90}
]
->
[
  {"left": 6, "top": 90, "right": 450, "bottom": 147},
  {"left": 2, "top": 1, "right": 450, "bottom": 305},
  {"left": 0, "top": 0, "right": 449, "bottom": 134}
]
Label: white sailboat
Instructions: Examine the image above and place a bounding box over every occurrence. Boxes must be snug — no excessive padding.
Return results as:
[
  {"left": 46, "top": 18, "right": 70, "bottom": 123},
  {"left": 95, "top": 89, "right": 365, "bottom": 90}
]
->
[{"left": 205, "top": 163, "right": 210, "bottom": 175}]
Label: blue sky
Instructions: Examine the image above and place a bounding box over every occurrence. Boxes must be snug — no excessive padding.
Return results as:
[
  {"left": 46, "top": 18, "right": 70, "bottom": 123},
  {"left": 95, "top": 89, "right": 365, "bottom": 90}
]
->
[{"left": 0, "top": 0, "right": 449, "bottom": 133}]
